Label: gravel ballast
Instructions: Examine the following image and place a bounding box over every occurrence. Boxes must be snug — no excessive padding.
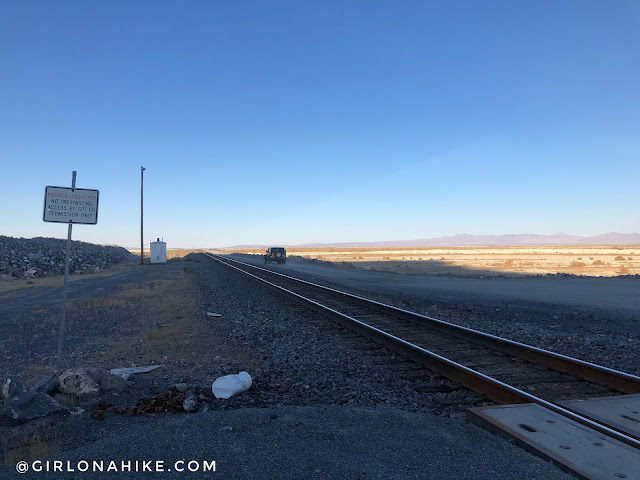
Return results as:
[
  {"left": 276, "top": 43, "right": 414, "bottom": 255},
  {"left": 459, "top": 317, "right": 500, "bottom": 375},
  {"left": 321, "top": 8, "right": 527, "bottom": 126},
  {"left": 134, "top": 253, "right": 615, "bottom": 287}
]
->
[{"left": 11, "top": 406, "right": 573, "bottom": 480}]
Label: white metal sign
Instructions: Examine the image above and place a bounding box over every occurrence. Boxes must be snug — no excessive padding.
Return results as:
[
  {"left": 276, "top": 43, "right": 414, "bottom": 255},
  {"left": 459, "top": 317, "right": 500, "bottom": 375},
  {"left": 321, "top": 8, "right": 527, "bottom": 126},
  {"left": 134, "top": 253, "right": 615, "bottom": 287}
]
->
[{"left": 43, "top": 186, "right": 99, "bottom": 224}]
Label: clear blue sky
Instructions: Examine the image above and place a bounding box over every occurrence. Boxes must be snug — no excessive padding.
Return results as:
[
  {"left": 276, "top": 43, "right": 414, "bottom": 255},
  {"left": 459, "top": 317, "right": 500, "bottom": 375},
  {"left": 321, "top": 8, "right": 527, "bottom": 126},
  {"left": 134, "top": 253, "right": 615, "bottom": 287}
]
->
[{"left": 1, "top": 1, "right": 639, "bottom": 248}]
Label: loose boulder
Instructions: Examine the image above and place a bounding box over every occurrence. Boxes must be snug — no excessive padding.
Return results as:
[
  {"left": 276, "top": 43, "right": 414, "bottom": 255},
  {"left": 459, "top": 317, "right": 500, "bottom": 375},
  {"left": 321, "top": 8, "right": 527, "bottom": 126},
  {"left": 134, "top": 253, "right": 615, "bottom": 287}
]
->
[
  {"left": 0, "top": 391, "right": 68, "bottom": 427},
  {"left": 182, "top": 391, "right": 198, "bottom": 412},
  {"left": 2, "top": 378, "right": 23, "bottom": 401},
  {"left": 29, "top": 372, "right": 59, "bottom": 396},
  {"left": 97, "top": 371, "right": 129, "bottom": 393},
  {"left": 58, "top": 368, "right": 100, "bottom": 396}
]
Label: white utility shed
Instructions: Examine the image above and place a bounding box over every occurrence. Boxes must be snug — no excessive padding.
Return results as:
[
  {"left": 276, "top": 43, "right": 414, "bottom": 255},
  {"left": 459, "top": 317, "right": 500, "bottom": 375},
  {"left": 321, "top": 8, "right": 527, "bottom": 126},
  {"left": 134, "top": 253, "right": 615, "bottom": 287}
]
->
[{"left": 150, "top": 238, "right": 167, "bottom": 264}]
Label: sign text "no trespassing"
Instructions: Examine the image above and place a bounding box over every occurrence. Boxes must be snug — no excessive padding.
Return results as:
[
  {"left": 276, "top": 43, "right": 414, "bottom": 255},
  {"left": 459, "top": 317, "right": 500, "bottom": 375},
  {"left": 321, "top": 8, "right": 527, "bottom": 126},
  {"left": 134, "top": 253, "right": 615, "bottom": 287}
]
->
[{"left": 43, "top": 186, "right": 100, "bottom": 224}]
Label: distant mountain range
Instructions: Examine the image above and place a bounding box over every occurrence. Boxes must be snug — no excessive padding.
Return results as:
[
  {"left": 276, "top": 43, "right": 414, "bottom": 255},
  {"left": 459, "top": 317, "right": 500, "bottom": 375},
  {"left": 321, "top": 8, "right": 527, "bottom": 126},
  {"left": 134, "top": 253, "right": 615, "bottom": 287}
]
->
[{"left": 231, "top": 233, "right": 640, "bottom": 249}]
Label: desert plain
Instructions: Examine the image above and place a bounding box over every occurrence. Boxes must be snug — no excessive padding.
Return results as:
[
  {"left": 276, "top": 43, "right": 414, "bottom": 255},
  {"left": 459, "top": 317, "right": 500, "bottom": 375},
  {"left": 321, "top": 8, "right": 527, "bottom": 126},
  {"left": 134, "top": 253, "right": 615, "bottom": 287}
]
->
[{"left": 217, "top": 245, "right": 639, "bottom": 277}]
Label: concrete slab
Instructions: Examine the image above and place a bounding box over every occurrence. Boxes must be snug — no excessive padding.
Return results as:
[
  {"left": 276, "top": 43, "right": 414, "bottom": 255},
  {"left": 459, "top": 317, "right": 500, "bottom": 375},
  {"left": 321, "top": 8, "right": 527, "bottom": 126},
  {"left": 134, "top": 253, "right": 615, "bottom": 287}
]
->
[
  {"left": 559, "top": 394, "right": 640, "bottom": 441},
  {"left": 467, "top": 403, "right": 640, "bottom": 480}
]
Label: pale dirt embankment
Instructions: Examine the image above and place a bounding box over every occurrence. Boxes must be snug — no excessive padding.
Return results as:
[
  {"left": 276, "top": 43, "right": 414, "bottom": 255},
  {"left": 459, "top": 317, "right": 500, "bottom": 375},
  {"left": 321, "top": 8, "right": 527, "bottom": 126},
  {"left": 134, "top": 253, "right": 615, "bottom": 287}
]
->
[{"left": 225, "top": 245, "right": 640, "bottom": 278}]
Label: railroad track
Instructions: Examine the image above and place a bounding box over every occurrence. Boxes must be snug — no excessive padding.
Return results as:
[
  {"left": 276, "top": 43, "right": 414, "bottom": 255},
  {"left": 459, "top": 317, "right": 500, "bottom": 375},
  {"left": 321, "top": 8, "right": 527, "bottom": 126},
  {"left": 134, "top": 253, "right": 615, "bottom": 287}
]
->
[{"left": 203, "top": 253, "right": 640, "bottom": 449}]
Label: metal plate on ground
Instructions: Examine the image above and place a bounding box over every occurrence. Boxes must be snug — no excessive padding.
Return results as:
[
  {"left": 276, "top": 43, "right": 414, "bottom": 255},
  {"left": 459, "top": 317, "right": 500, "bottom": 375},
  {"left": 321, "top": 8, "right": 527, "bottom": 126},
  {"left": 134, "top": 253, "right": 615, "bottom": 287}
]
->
[
  {"left": 558, "top": 394, "right": 640, "bottom": 441},
  {"left": 467, "top": 403, "right": 640, "bottom": 480}
]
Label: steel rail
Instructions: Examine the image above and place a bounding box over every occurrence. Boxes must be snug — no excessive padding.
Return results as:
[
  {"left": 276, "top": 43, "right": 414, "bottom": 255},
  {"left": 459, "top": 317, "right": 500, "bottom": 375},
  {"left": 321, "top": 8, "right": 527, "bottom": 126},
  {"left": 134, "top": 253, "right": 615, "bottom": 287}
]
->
[{"left": 204, "top": 253, "right": 640, "bottom": 449}]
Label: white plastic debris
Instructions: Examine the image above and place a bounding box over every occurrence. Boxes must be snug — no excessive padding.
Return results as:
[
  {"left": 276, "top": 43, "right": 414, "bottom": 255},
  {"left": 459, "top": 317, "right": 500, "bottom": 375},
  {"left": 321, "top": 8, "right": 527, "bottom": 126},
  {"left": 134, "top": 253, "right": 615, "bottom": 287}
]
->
[
  {"left": 109, "top": 365, "right": 162, "bottom": 379},
  {"left": 206, "top": 312, "right": 222, "bottom": 317},
  {"left": 211, "top": 372, "right": 252, "bottom": 399}
]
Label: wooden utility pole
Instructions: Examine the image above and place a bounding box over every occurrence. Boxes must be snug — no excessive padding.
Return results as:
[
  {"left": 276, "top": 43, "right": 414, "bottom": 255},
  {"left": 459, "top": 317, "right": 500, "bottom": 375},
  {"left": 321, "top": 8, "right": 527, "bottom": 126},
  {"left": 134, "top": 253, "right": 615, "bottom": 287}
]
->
[{"left": 141, "top": 166, "right": 145, "bottom": 265}]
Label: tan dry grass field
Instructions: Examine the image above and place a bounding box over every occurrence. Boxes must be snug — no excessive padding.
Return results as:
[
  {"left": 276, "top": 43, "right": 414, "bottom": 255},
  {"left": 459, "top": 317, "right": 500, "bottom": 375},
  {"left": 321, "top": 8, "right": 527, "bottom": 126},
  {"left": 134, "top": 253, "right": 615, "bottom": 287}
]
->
[{"left": 224, "top": 245, "right": 640, "bottom": 277}]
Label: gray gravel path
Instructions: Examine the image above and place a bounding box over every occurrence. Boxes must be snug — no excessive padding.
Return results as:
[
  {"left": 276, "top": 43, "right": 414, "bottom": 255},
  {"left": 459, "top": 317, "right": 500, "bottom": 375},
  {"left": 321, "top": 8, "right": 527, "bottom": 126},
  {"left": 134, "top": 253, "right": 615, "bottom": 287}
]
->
[{"left": 4, "top": 406, "right": 573, "bottom": 480}]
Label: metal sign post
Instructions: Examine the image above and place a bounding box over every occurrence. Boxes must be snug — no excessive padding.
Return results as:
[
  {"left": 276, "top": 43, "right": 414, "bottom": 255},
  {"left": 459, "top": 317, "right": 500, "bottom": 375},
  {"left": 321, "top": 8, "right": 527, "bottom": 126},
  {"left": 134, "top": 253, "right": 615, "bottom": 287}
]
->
[
  {"left": 43, "top": 171, "right": 99, "bottom": 371},
  {"left": 57, "top": 171, "right": 76, "bottom": 371}
]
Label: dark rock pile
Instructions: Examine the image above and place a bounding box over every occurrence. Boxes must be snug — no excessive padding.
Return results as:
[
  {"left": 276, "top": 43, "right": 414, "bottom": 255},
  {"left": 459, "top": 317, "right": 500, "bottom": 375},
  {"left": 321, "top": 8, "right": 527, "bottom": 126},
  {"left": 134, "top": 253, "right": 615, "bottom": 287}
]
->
[
  {"left": 0, "top": 369, "right": 130, "bottom": 426},
  {"left": 0, "top": 236, "right": 135, "bottom": 280}
]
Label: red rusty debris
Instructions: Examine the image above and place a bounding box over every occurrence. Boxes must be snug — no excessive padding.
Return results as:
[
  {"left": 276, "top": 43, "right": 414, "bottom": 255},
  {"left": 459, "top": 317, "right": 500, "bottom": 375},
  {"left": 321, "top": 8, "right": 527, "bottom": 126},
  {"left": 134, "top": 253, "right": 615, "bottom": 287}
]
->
[{"left": 92, "top": 387, "right": 192, "bottom": 420}]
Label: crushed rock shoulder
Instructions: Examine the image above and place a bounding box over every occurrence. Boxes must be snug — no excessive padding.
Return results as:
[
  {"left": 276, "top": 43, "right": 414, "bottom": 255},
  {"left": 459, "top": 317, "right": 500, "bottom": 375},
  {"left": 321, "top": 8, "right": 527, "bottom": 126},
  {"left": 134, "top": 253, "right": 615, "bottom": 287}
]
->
[{"left": 5, "top": 406, "right": 573, "bottom": 480}]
